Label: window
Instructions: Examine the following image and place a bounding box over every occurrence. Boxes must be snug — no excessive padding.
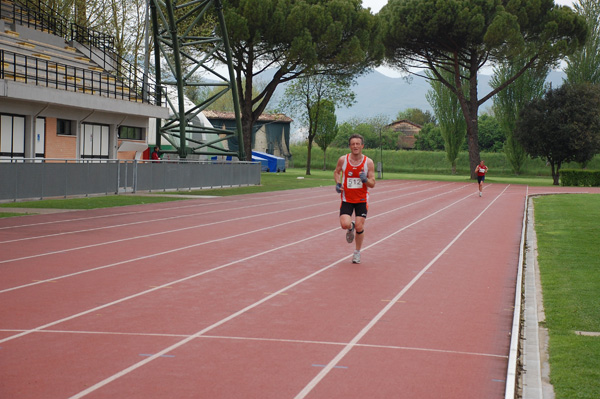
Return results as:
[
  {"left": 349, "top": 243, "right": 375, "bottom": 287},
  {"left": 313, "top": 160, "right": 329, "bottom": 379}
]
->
[
  {"left": 119, "top": 126, "right": 143, "bottom": 140},
  {"left": 80, "top": 123, "right": 109, "bottom": 159},
  {"left": 57, "top": 119, "right": 74, "bottom": 136},
  {"left": 0, "top": 114, "right": 25, "bottom": 159}
]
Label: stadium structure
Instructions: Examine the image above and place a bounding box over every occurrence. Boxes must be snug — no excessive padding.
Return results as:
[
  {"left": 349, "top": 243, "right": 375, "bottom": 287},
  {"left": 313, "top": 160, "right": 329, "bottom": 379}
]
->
[{"left": 0, "top": 0, "right": 264, "bottom": 200}]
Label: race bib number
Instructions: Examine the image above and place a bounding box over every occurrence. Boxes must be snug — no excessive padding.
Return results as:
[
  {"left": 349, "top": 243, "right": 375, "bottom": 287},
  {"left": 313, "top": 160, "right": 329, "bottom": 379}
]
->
[{"left": 346, "top": 178, "right": 363, "bottom": 189}]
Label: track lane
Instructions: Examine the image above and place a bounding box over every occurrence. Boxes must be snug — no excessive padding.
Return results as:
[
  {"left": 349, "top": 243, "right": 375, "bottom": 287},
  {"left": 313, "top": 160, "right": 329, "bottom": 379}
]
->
[{"left": 0, "top": 181, "right": 549, "bottom": 399}]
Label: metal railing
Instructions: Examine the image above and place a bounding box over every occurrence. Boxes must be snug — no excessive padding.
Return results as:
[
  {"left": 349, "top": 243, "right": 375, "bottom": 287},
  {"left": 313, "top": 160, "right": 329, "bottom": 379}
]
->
[
  {"left": 0, "top": 49, "right": 163, "bottom": 105},
  {"left": 1, "top": 0, "right": 164, "bottom": 106},
  {"left": 0, "top": 158, "right": 261, "bottom": 201}
]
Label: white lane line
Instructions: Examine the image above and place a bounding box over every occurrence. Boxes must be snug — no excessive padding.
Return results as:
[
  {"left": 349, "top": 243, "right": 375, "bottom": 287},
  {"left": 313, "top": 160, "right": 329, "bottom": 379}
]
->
[
  {"left": 0, "top": 180, "right": 413, "bottom": 233},
  {"left": 0, "top": 182, "right": 445, "bottom": 266},
  {"left": 0, "top": 181, "right": 424, "bottom": 245},
  {"left": 64, "top": 185, "right": 478, "bottom": 399},
  {"left": 0, "top": 224, "right": 340, "bottom": 345},
  {"left": 505, "top": 185, "right": 529, "bottom": 399},
  {"left": 0, "top": 209, "right": 332, "bottom": 294},
  {"left": 294, "top": 185, "right": 511, "bottom": 399},
  {"left": 0, "top": 184, "right": 348, "bottom": 232},
  {"left": 0, "top": 329, "right": 507, "bottom": 359},
  {"left": 0, "top": 201, "right": 328, "bottom": 264},
  {"left": 0, "top": 191, "right": 335, "bottom": 244},
  {"left": 1, "top": 182, "right": 463, "bottom": 293}
]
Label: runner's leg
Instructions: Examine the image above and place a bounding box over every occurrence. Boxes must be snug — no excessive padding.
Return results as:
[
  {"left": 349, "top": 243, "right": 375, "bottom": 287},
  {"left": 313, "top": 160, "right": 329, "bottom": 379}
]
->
[{"left": 355, "top": 216, "right": 366, "bottom": 251}]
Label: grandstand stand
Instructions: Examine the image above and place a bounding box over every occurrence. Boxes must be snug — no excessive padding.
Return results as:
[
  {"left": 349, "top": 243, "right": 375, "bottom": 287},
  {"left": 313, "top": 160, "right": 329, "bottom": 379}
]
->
[{"left": 0, "top": 0, "right": 167, "bottom": 161}]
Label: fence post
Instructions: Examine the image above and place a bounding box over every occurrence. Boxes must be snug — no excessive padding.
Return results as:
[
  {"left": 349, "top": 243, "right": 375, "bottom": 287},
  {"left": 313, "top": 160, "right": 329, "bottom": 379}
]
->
[
  {"left": 64, "top": 160, "right": 68, "bottom": 198},
  {"left": 133, "top": 160, "right": 138, "bottom": 193},
  {"left": 116, "top": 160, "right": 121, "bottom": 194}
]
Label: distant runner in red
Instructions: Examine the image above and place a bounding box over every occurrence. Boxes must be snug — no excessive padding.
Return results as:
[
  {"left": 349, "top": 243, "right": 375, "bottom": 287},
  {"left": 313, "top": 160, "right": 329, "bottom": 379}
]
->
[
  {"left": 334, "top": 134, "right": 376, "bottom": 264},
  {"left": 475, "top": 160, "right": 488, "bottom": 197}
]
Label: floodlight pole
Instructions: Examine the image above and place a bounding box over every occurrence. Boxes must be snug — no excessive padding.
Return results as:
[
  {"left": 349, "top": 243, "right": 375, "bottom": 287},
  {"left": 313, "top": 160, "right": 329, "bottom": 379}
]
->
[
  {"left": 214, "top": 0, "right": 245, "bottom": 161},
  {"left": 164, "top": 0, "right": 187, "bottom": 158}
]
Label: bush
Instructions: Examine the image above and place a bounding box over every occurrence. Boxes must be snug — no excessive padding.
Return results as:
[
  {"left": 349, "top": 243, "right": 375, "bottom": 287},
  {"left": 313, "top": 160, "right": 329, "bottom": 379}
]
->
[
  {"left": 290, "top": 145, "right": 600, "bottom": 177},
  {"left": 560, "top": 169, "right": 600, "bottom": 186}
]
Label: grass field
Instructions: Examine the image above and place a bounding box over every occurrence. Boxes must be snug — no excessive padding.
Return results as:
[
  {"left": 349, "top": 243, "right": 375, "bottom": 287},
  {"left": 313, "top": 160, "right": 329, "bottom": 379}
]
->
[{"left": 533, "top": 195, "right": 600, "bottom": 398}]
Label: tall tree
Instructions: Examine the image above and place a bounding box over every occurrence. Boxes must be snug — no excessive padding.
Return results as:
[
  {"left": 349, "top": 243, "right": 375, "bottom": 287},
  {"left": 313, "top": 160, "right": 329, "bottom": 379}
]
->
[
  {"left": 491, "top": 55, "right": 549, "bottom": 175},
  {"left": 514, "top": 84, "right": 600, "bottom": 185},
  {"left": 379, "top": 0, "right": 588, "bottom": 178},
  {"left": 216, "top": 0, "right": 382, "bottom": 161},
  {"left": 426, "top": 69, "right": 466, "bottom": 174},
  {"left": 395, "top": 108, "right": 436, "bottom": 125},
  {"left": 280, "top": 73, "right": 355, "bottom": 175},
  {"left": 312, "top": 100, "right": 339, "bottom": 171},
  {"left": 564, "top": 0, "right": 600, "bottom": 85}
]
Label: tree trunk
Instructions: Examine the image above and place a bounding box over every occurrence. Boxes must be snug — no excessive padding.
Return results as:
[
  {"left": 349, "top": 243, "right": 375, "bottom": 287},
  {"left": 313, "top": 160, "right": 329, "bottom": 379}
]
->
[
  {"left": 466, "top": 119, "right": 481, "bottom": 179},
  {"left": 323, "top": 148, "right": 327, "bottom": 170},
  {"left": 467, "top": 62, "right": 481, "bottom": 180},
  {"left": 452, "top": 53, "right": 481, "bottom": 179},
  {"left": 241, "top": 116, "right": 254, "bottom": 162},
  {"left": 306, "top": 139, "right": 313, "bottom": 175},
  {"left": 551, "top": 160, "right": 561, "bottom": 185}
]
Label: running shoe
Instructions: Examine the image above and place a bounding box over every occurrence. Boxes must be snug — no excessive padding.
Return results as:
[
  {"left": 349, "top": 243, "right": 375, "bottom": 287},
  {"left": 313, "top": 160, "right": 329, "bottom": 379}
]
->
[
  {"left": 479, "top": 191, "right": 482, "bottom": 197},
  {"left": 346, "top": 221, "right": 355, "bottom": 243},
  {"left": 352, "top": 250, "right": 361, "bottom": 264}
]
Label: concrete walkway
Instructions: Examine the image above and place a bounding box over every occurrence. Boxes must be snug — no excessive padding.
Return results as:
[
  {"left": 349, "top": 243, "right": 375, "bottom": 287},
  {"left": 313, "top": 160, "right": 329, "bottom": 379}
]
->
[{"left": 521, "top": 197, "right": 554, "bottom": 399}]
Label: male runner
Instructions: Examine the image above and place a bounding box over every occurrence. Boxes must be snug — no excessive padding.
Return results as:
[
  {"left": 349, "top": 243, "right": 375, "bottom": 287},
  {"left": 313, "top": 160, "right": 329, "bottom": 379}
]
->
[
  {"left": 334, "top": 134, "right": 376, "bottom": 264},
  {"left": 475, "top": 160, "right": 488, "bottom": 197}
]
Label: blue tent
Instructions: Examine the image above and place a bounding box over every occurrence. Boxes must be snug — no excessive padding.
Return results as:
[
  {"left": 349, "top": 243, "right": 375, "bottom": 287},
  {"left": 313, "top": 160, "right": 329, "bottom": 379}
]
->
[
  {"left": 252, "top": 151, "right": 286, "bottom": 172},
  {"left": 251, "top": 154, "right": 269, "bottom": 172}
]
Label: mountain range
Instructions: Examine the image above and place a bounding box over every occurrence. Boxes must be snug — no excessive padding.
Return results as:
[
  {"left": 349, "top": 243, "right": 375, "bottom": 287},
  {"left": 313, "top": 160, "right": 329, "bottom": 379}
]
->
[
  {"left": 212, "top": 67, "right": 566, "bottom": 141},
  {"left": 330, "top": 69, "right": 567, "bottom": 123}
]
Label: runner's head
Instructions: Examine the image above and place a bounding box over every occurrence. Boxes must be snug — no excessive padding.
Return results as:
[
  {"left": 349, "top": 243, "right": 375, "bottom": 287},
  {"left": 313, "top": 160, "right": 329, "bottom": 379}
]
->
[
  {"left": 348, "top": 134, "right": 365, "bottom": 155},
  {"left": 348, "top": 134, "right": 364, "bottom": 146}
]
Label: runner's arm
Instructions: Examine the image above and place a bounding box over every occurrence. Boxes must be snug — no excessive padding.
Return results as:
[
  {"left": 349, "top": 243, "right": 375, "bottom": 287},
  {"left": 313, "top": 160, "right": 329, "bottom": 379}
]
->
[
  {"left": 334, "top": 156, "right": 345, "bottom": 185},
  {"left": 364, "top": 158, "right": 376, "bottom": 188}
]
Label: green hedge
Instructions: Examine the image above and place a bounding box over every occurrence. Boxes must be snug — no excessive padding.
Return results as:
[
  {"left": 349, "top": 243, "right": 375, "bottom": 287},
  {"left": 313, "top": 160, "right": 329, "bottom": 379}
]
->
[
  {"left": 560, "top": 169, "right": 600, "bottom": 187},
  {"left": 290, "top": 145, "right": 600, "bottom": 177}
]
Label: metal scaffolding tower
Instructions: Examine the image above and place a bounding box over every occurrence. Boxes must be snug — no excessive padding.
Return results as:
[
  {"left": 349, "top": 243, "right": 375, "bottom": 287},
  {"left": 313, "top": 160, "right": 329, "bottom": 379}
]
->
[{"left": 149, "top": 0, "right": 245, "bottom": 160}]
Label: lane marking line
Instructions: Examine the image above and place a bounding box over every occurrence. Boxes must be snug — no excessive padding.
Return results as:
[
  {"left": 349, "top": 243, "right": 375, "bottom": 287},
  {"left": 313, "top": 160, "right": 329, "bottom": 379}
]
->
[
  {"left": 64, "top": 185, "right": 481, "bottom": 399},
  {"left": 294, "top": 185, "right": 511, "bottom": 399},
  {"left": 1, "top": 183, "right": 463, "bottom": 293},
  {"left": 0, "top": 184, "right": 356, "bottom": 232},
  {"left": 0, "top": 180, "right": 419, "bottom": 236},
  {"left": 0, "top": 328, "right": 508, "bottom": 359},
  {"left": 2, "top": 183, "right": 471, "bottom": 347},
  {"left": 0, "top": 182, "right": 440, "bottom": 262}
]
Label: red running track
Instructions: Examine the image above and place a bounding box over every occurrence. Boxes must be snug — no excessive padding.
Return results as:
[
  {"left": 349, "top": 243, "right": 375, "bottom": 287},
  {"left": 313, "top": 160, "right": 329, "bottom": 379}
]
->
[{"left": 1, "top": 181, "right": 598, "bottom": 399}]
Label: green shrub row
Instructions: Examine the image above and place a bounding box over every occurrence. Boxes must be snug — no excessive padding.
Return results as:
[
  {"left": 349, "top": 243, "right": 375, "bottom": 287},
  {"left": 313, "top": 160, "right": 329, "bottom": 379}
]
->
[
  {"left": 560, "top": 169, "right": 600, "bottom": 187},
  {"left": 290, "top": 145, "right": 600, "bottom": 177}
]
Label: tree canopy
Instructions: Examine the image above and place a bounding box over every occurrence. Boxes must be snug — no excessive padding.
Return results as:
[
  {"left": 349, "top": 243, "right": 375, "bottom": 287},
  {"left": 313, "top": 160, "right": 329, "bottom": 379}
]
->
[
  {"left": 564, "top": 0, "right": 600, "bottom": 85},
  {"left": 491, "top": 55, "right": 549, "bottom": 175},
  {"left": 279, "top": 72, "right": 355, "bottom": 175},
  {"left": 514, "top": 84, "right": 600, "bottom": 185},
  {"left": 216, "top": 0, "right": 383, "bottom": 160},
  {"left": 312, "top": 100, "right": 339, "bottom": 171},
  {"left": 426, "top": 69, "right": 466, "bottom": 173},
  {"left": 379, "top": 0, "right": 588, "bottom": 178}
]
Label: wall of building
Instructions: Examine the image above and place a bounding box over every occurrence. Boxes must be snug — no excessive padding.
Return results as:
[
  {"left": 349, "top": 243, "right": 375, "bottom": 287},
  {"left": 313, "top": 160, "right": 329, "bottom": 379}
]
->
[{"left": 44, "top": 117, "right": 77, "bottom": 159}]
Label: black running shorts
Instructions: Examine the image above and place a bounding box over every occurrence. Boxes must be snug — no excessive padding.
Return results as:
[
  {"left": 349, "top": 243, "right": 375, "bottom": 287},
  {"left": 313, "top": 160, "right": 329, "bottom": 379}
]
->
[{"left": 340, "top": 201, "right": 368, "bottom": 219}]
